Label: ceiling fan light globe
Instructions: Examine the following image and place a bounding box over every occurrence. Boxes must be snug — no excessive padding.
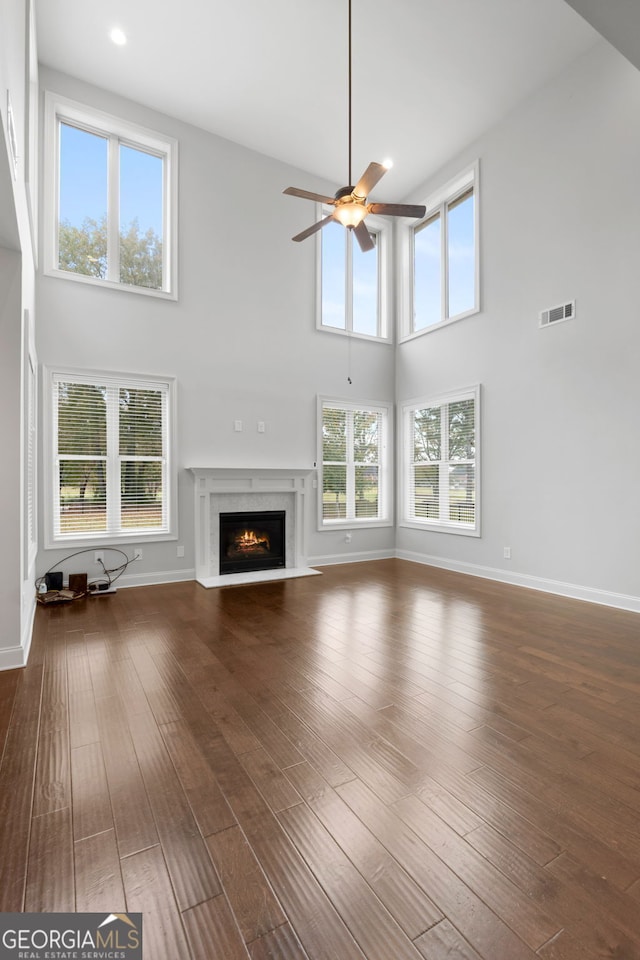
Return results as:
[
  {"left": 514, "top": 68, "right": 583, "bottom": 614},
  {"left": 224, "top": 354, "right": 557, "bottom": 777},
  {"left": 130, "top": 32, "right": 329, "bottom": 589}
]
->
[{"left": 334, "top": 202, "right": 367, "bottom": 228}]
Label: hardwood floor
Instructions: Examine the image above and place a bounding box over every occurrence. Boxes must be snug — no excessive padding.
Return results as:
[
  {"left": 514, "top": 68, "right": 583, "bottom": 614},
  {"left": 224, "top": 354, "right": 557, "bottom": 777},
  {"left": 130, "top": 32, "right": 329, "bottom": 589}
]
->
[{"left": 2, "top": 558, "right": 640, "bottom": 959}]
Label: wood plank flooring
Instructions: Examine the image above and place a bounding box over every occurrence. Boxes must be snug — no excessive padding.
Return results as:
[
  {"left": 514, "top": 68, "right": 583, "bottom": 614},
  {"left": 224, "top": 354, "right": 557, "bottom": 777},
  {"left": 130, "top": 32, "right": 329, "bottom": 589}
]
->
[{"left": 2, "top": 559, "right": 640, "bottom": 959}]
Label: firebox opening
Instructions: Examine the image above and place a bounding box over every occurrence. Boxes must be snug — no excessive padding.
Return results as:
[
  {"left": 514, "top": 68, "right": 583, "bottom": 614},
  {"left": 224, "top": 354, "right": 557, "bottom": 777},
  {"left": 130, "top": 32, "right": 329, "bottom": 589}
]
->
[{"left": 219, "top": 510, "right": 286, "bottom": 575}]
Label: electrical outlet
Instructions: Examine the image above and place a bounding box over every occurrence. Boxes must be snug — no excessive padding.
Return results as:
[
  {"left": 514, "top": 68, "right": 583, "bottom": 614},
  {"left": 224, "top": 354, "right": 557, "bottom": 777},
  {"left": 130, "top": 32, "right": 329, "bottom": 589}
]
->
[
  {"left": 176, "top": 545, "right": 185, "bottom": 558},
  {"left": 94, "top": 551, "right": 104, "bottom": 564},
  {"left": 503, "top": 546, "right": 511, "bottom": 559},
  {"left": 345, "top": 533, "right": 352, "bottom": 544},
  {"left": 133, "top": 548, "right": 143, "bottom": 560}
]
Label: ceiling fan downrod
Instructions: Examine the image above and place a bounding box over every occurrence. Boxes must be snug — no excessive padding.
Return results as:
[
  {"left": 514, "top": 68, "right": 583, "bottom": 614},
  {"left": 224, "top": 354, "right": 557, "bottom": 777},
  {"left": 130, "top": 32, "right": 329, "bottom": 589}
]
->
[
  {"left": 282, "top": 0, "right": 426, "bottom": 251},
  {"left": 348, "top": 0, "right": 352, "bottom": 187}
]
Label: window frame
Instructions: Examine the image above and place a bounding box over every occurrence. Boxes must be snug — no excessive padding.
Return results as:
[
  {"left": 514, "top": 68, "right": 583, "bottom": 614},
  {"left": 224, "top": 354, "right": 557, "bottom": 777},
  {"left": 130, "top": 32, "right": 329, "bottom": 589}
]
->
[
  {"left": 399, "top": 384, "right": 481, "bottom": 537},
  {"left": 399, "top": 161, "right": 480, "bottom": 341},
  {"left": 43, "top": 365, "right": 178, "bottom": 549},
  {"left": 43, "top": 92, "right": 178, "bottom": 299},
  {"left": 317, "top": 395, "right": 393, "bottom": 530},
  {"left": 316, "top": 208, "right": 392, "bottom": 342}
]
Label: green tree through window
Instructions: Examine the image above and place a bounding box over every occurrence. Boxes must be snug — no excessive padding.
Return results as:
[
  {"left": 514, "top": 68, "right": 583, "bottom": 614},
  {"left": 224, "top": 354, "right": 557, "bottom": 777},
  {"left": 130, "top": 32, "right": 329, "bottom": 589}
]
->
[
  {"left": 404, "top": 389, "right": 479, "bottom": 532},
  {"left": 58, "top": 215, "right": 163, "bottom": 289},
  {"left": 45, "top": 96, "right": 176, "bottom": 297},
  {"left": 321, "top": 401, "right": 389, "bottom": 524}
]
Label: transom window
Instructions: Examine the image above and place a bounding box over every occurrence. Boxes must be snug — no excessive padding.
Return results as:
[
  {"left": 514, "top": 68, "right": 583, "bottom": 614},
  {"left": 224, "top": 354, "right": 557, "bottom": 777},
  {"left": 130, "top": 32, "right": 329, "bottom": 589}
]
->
[
  {"left": 45, "top": 368, "right": 177, "bottom": 546},
  {"left": 401, "top": 386, "right": 480, "bottom": 536},
  {"left": 319, "top": 398, "right": 392, "bottom": 527},
  {"left": 44, "top": 93, "right": 178, "bottom": 298},
  {"left": 400, "top": 163, "right": 479, "bottom": 339},
  {"left": 318, "top": 214, "right": 391, "bottom": 340}
]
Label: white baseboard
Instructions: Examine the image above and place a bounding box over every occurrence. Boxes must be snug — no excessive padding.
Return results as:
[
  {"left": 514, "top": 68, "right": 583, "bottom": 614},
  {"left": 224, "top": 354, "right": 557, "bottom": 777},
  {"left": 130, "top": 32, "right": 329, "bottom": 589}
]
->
[
  {"left": 0, "top": 590, "right": 38, "bottom": 671},
  {"left": 20, "top": 592, "right": 36, "bottom": 665},
  {"left": 396, "top": 549, "right": 640, "bottom": 613},
  {"left": 114, "top": 567, "right": 197, "bottom": 589},
  {"left": 310, "top": 548, "right": 396, "bottom": 567},
  {"left": 0, "top": 644, "right": 29, "bottom": 671}
]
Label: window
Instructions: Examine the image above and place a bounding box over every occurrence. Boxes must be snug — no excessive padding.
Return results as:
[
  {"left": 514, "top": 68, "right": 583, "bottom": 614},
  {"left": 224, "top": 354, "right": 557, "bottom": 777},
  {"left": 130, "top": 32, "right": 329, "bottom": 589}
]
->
[
  {"left": 319, "top": 398, "right": 392, "bottom": 528},
  {"left": 401, "top": 386, "right": 480, "bottom": 536},
  {"left": 44, "top": 93, "right": 178, "bottom": 298},
  {"left": 318, "top": 214, "right": 391, "bottom": 340},
  {"left": 400, "top": 162, "right": 479, "bottom": 339},
  {"left": 45, "top": 368, "right": 177, "bottom": 546}
]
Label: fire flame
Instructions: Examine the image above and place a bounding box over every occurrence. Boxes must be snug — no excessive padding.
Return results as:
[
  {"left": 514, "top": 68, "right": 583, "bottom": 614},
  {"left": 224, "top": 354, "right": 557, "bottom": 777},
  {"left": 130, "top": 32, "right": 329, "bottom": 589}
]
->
[{"left": 233, "top": 528, "right": 270, "bottom": 552}]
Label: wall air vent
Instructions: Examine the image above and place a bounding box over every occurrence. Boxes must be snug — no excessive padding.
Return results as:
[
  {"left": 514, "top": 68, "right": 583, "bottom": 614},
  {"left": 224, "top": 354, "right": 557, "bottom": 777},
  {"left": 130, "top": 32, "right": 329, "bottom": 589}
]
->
[{"left": 539, "top": 300, "right": 575, "bottom": 328}]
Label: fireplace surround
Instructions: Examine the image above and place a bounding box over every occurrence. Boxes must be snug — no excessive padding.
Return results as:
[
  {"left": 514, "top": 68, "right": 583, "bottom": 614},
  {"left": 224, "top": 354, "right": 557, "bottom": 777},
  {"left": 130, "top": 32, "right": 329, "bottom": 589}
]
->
[{"left": 189, "top": 467, "right": 320, "bottom": 587}]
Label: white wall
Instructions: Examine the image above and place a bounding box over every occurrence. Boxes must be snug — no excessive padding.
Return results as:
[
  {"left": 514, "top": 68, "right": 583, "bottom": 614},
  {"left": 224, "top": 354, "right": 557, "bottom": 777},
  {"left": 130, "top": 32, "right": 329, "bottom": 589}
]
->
[
  {"left": 397, "top": 40, "right": 640, "bottom": 608},
  {"left": 0, "top": 0, "right": 38, "bottom": 668},
  {"left": 36, "top": 68, "right": 397, "bottom": 588}
]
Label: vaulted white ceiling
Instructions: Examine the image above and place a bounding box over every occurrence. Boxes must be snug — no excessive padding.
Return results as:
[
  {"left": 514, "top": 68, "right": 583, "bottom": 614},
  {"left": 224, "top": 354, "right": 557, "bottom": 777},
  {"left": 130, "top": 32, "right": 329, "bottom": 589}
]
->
[{"left": 35, "top": 0, "right": 599, "bottom": 197}]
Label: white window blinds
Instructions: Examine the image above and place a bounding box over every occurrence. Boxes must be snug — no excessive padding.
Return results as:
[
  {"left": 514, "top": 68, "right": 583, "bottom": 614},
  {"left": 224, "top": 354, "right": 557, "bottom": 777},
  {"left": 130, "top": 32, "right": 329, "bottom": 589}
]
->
[{"left": 52, "top": 372, "right": 170, "bottom": 539}]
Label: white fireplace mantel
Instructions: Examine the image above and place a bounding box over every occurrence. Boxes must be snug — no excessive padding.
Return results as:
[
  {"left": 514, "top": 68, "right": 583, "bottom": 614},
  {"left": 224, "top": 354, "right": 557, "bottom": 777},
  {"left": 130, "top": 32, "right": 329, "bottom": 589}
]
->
[{"left": 188, "top": 466, "right": 320, "bottom": 588}]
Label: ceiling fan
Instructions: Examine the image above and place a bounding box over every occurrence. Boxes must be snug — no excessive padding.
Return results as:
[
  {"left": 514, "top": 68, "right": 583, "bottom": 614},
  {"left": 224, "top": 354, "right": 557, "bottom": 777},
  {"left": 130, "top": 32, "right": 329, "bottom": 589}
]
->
[{"left": 283, "top": 0, "right": 426, "bottom": 253}]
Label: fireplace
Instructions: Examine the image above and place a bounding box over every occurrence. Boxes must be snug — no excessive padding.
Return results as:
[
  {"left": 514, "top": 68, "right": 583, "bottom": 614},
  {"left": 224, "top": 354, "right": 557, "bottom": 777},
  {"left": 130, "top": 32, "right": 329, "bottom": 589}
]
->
[
  {"left": 219, "top": 510, "right": 286, "bottom": 575},
  {"left": 188, "top": 466, "right": 320, "bottom": 587}
]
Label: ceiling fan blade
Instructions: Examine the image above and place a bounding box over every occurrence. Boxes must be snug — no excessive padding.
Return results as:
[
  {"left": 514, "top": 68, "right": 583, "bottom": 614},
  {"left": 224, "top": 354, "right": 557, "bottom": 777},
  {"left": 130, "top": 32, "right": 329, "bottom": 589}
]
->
[
  {"left": 354, "top": 220, "right": 375, "bottom": 253},
  {"left": 284, "top": 186, "right": 336, "bottom": 204},
  {"left": 292, "top": 214, "right": 335, "bottom": 243},
  {"left": 353, "top": 162, "right": 387, "bottom": 199},
  {"left": 368, "top": 202, "right": 426, "bottom": 219}
]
